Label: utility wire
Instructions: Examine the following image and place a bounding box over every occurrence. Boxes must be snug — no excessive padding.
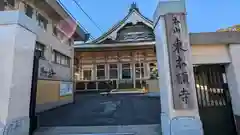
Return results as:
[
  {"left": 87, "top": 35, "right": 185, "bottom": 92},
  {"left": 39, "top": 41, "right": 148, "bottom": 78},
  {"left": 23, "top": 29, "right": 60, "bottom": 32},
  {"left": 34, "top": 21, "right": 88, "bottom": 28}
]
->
[
  {"left": 57, "top": 0, "right": 95, "bottom": 40},
  {"left": 72, "top": 0, "right": 104, "bottom": 34}
]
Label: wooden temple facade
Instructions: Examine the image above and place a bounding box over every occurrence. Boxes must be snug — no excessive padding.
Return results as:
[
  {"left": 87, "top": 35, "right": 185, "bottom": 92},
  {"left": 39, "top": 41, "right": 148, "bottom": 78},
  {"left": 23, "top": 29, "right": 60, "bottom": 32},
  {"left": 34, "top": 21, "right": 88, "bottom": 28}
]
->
[{"left": 74, "top": 3, "right": 157, "bottom": 91}]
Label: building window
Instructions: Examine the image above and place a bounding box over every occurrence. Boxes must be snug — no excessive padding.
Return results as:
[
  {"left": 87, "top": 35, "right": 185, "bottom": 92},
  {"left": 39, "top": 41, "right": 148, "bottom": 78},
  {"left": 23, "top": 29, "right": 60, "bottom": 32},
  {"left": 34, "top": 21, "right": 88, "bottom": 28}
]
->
[
  {"left": 24, "top": 4, "right": 33, "bottom": 18},
  {"left": 37, "top": 13, "right": 48, "bottom": 30},
  {"left": 53, "top": 25, "right": 58, "bottom": 36},
  {"left": 68, "top": 38, "right": 72, "bottom": 46},
  {"left": 96, "top": 64, "right": 105, "bottom": 80},
  {"left": 83, "top": 70, "right": 92, "bottom": 80},
  {"left": 53, "top": 25, "right": 68, "bottom": 42},
  {"left": 56, "top": 53, "right": 61, "bottom": 63},
  {"left": 122, "top": 63, "right": 131, "bottom": 79},
  {"left": 53, "top": 50, "right": 70, "bottom": 67},
  {"left": 135, "top": 63, "right": 144, "bottom": 79},
  {"left": 80, "top": 65, "right": 93, "bottom": 80},
  {"left": 109, "top": 64, "right": 118, "bottom": 79},
  {"left": 35, "top": 42, "right": 45, "bottom": 58}
]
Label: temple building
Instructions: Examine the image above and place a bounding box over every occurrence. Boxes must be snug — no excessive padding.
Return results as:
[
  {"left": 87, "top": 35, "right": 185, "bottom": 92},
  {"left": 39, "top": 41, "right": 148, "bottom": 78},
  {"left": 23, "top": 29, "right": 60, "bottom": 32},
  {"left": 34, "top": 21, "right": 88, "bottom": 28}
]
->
[{"left": 74, "top": 3, "right": 157, "bottom": 91}]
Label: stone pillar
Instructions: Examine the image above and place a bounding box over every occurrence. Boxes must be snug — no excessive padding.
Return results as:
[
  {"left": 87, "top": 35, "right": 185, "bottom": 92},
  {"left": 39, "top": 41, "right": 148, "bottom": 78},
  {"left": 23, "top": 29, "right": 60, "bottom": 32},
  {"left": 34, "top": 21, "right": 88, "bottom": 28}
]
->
[
  {"left": 0, "top": 14, "right": 36, "bottom": 134},
  {"left": 226, "top": 44, "right": 240, "bottom": 134},
  {"left": 153, "top": 1, "right": 203, "bottom": 135}
]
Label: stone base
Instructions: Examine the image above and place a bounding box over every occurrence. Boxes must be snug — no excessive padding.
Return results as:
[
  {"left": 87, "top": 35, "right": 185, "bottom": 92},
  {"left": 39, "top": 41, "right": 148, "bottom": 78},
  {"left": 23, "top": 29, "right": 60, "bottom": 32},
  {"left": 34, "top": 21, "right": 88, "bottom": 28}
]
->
[
  {"left": 0, "top": 116, "right": 29, "bottom": 135},
  {"left": 171, "top": 116, "right": 203, "bottom": 135},
  {"left": 146, "top": 92, "right": 160, "bottom": 97},
  {"left": 161, "top": 113, "right": 203, "bottom": 135},
  {"left": 161, "top": 113, "right": 171, "bottom": 135},
  {"left": 234, "top": 115, "right": 240, "bottom": 135}
]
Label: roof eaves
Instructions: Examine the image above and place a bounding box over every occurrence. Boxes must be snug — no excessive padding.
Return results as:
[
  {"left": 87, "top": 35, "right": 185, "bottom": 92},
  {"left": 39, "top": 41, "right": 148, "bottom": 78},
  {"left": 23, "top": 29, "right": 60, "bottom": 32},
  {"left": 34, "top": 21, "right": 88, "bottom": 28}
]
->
[
  {"left": 134, "top": 9, "right": 153, "bottom": 25},
  {"left": 91, "top": 10, "right": 134, "bottom": 43},
  {"left": 90, "top": 9, "right": 154, "bottom": 44}
]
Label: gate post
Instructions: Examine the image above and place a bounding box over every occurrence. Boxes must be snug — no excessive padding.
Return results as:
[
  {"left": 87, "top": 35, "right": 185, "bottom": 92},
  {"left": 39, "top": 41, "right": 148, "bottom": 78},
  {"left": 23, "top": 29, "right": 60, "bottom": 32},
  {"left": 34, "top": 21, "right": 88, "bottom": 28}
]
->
[
  {"left": 29, "top": 50, "right": 41, "bottom": 135},
  {"left": 153, "top": 0, "right": 203, "bottom": 135},
  {"left": 225, "top": 44, "right": 240, "bottom": 134},
  {"left": 0, "top": 12, "right": 37, "bottom": 135}
]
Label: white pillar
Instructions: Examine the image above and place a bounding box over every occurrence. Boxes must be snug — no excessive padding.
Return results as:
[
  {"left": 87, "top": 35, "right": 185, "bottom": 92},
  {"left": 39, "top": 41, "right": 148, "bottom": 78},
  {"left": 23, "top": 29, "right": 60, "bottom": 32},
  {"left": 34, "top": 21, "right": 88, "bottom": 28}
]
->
[
  {"left": 0, "top": 16, "right": 36, "bottom": 134},
  {"left": 226, "top": 44, "right": 240, "bottom": 134},
  {"left": 153, "top": 1, "right": 203, "bottom": 135}
]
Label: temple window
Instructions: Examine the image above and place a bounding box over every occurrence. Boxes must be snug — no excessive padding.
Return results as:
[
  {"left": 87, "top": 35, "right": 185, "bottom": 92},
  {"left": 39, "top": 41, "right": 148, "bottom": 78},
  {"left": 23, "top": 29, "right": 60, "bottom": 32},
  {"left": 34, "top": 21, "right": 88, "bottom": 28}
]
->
[
  {"left": 122, "top": 63, "right": 131, "bottom": 79},
  {"left": 81, "top": 65, "right": 93, "bottom": 80},
  {"left": 83, "top": 70, "right": 92, "bottom": 80},
  {"left": 96, "top": 64, "right": 106, "bottom": 80},
  {"left": 109, "top": 64, "right": 118, "bottom": 79},
  {"left": 135, "top": 63, "right": 144, "bottom": 79}
]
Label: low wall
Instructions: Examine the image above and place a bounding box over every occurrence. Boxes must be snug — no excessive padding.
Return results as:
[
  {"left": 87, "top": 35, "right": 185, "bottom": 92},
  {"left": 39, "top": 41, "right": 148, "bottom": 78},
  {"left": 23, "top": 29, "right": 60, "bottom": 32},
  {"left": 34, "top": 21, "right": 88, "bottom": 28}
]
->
[
  {"left": 36, "top": 80, "right": 73, "bottom": 113},
  {"left": 192, "top": 44, "right": 230, "bottom": 64},
  {"left": 146, "top": 79, "right": 159, "bottom": 94}
]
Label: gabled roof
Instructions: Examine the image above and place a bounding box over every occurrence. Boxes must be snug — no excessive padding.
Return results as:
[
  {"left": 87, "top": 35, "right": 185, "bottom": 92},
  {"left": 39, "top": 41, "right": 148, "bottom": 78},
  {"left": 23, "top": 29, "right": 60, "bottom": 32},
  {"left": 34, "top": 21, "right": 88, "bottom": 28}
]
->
[{"left": 91, "top": 3, "right": 154, "bottom": 44}]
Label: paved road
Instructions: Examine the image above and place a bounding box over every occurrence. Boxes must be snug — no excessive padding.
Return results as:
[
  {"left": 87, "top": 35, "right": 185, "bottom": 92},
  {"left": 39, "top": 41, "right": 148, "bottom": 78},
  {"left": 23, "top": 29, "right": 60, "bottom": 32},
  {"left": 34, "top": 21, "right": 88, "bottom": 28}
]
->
[{"left": 38, "top": 93, "right": 161, "bottom": 127}]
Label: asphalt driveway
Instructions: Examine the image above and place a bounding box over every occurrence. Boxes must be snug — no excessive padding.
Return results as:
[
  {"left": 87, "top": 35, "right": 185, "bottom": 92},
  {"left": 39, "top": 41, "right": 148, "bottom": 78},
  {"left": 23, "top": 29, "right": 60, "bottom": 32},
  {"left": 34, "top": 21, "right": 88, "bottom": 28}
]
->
[{"left": 38, "top": 93, "right": 161, "bottom": 126}]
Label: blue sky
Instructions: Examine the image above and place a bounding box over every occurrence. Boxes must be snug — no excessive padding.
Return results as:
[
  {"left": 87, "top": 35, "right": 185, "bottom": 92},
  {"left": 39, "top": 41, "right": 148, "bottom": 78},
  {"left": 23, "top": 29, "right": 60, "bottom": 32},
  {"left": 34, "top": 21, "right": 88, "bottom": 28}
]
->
[{"left": 60, "top": 0, "right": 240, "bottom": 40}]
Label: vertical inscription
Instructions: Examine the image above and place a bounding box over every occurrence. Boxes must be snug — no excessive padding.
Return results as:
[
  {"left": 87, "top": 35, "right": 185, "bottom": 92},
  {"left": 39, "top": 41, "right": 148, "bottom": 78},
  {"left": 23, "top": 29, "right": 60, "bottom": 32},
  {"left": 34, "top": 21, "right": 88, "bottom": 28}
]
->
[{"left": 165, "top": 13, "right": 196, "bottom": 110}]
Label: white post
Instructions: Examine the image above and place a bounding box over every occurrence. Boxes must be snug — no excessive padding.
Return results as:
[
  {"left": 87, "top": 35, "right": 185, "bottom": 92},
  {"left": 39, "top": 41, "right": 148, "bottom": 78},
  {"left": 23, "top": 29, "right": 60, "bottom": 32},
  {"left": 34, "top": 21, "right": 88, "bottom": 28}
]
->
[
  {"left": 226, "top": 44, "right": 240, "bottom": 134},
  {"left": 153, "top": 1, "right": 203, "bottom": 135},
  {"left": 0, "top": 14, "right": 36, "bottom": 135}
]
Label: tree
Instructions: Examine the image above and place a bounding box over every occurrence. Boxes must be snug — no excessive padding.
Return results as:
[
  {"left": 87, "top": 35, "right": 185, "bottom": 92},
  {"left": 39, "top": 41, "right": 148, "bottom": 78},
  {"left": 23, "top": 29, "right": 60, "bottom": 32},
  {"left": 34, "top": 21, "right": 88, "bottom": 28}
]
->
[{"left": 217, "top": 25, "right": 240, "bottom": 32}]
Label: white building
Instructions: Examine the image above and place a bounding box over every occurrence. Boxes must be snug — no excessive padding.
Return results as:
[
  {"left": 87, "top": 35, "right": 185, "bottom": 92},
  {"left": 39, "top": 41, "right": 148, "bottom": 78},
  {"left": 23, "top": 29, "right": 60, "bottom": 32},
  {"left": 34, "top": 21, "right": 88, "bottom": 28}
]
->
[{"left": 0, "top": 0, "right": 88, "bottom": 112}]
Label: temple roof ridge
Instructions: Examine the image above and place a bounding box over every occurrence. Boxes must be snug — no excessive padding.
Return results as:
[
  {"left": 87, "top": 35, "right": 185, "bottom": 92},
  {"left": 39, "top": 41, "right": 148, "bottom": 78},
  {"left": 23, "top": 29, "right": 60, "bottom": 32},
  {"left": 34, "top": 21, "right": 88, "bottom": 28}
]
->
[
  {"left": 90, "top": 2, "right": 153, "bottom": 44},
  {"left": 129, "top": 2, "right": 139, "bottom": 12}
]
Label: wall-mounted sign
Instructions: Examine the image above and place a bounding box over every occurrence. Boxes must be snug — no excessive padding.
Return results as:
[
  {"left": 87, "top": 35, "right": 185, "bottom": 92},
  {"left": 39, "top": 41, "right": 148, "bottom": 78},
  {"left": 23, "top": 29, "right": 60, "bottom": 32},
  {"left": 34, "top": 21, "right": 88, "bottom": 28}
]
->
[
  {"left": 165, "top": 13, "right": 197, "bottom": 110},
  {"left": 60, "top": 81, "right": 73, "bottom": 96},
  {"left": 123, "top": 32, "right": 154, "bottom": 41},
  {"left": 40, "top": 66, "right": 56, "bottom": 78}
]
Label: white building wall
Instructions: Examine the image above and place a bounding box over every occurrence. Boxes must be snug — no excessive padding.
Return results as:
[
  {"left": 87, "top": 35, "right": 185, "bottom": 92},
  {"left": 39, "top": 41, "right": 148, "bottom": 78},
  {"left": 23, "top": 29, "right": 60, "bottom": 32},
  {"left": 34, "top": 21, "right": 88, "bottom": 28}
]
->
[
  {"left": 16, "top": 1, "right": 73, "bottom": 57},
  {"left": 0, "top": 24, "right": 17, "bottom": 126},
  {"left": 1, "top": 0, "right": 76, "bottom": 113},
  {"left": 0, "top": 22, "right": 36, "bottom": 135},
  {"left": 12, "top": 0, "right": 74, "bottom": 80},
  {"left": 192, "top": 44, "right": 230, "bottom": 64},
  {"left": 226, "top": 44, "right": 240, "bottom": 115}
]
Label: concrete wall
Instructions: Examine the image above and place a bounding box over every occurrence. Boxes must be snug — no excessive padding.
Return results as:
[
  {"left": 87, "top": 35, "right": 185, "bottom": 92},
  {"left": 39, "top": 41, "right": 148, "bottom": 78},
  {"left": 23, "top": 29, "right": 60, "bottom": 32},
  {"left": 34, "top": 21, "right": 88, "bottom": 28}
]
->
[
  {"left": 225, "top": 44, "right": 240, "bottom": 134},
  {"left": 0, "top": 23, "right": 36, "bottom": 134},
  {"left": 190, "top": 32, "right": 240, "bottom": 45},
  {"left": 0, "top": 11, "right": 74, "bottom": 112},
  {"left": 192, "top": 44, "right": 230, "bottom": 64},
  {"left": 39, "top": 59, "right": 72, "bottom": 81},
  {"left": 146, "top": 79, "right": 160, "bottom": 97},
  {"left": 36, "top": 80, "right": 73, "bottom": 113},
  {"left": 37, "top": 59, "right": 73, "bottom": 113}
]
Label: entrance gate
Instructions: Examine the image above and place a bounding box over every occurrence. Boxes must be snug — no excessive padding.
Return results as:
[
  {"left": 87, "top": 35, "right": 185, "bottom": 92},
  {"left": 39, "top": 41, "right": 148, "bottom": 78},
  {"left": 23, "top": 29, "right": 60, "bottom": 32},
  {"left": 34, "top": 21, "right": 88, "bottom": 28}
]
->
[
  {"left": 29, "top": 50, "right": 41, "bottom": 135},
  {"left": 194, "top": 65, "right": 237, "bottom": 135}
]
